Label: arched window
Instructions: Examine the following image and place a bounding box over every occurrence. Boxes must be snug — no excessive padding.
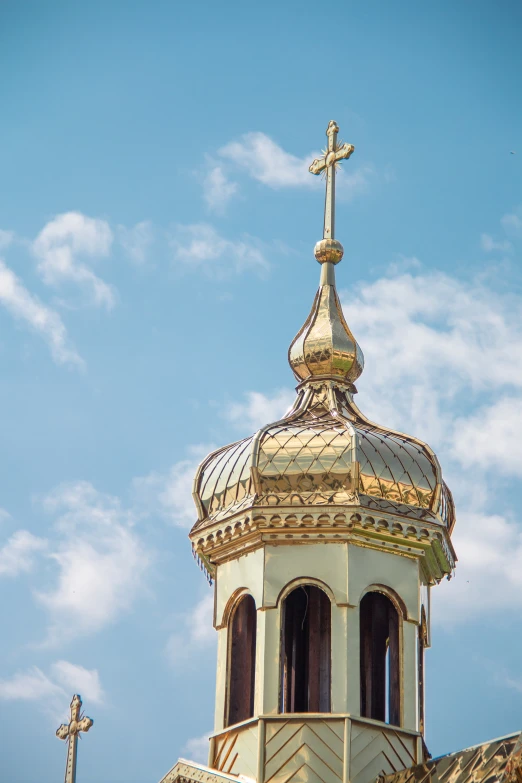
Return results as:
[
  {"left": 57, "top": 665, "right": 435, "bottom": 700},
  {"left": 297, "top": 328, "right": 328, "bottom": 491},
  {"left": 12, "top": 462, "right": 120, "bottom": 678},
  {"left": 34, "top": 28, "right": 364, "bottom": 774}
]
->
[
  {"left": 280, "top": 585, "right": 331, "bottom": 713},
  {"left": 360, "top": 591, "right": 400, "bottom": 725},
  {"left": 226, "top": 594, "right": 256, "bottom": 727}
]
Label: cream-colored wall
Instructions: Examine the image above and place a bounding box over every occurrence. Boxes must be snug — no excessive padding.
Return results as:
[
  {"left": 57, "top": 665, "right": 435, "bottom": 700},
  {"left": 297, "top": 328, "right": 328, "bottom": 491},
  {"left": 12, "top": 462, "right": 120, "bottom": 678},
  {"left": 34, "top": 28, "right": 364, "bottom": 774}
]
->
[
  {"left": 214, "top": 547, "right": 265, "bottom": 627},
  {"left": 331, "top": 604, "right": 349, "bottom": 712},
  {"left": 345, "top": 605, "right": 361, "bottom": 714},
  {"left": 402, "top": 620, "right": 419, "bottom": 730},
  {"left": 347, "top": 544, "right": 420, "bottom": 621},
  {"left": 263, "top": 543, "right": 349, "bottom": 606},
  {"left": 213, "top": 538, "right": 424, "bottom": 733},
  {"left": 213, "top": 627, "right": 228, "bottom": 731}
]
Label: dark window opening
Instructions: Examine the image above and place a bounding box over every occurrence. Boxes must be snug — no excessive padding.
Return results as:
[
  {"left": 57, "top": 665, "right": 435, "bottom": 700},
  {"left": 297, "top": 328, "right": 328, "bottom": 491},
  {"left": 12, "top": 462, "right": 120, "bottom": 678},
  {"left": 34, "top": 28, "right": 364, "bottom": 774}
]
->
[
  {"left": 360, "top": 591, "right": 400, "bottom": 725},
  {"left": 280, "top": 585, "right": 331, "bottom": 713},
  {"left": 226, "top": 594, "right": 256, "bottom": 727}
]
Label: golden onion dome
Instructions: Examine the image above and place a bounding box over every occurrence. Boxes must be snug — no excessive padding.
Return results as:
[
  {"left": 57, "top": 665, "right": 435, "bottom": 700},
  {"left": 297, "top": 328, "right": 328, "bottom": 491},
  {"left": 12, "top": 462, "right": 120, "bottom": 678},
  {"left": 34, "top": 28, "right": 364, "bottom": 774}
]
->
[
  {"left": 192, "top": 380, "right": 454, "bottom": 532},
  {"left": 190, "top": 120, "right": 455, "bottom": 546},
  {"left": 288, "top": 241, "right": 364, "bottom": 386}
]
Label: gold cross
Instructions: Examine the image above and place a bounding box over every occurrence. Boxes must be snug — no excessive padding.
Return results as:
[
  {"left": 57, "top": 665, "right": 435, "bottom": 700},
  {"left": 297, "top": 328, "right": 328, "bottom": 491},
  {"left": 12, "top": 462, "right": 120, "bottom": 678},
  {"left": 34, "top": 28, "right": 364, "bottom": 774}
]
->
[
  {"left": 56, "top": 694, "right": 93, "bottom": 783},
  {"left": 309, "top": 120, "right": 354, "bottom": 241}
]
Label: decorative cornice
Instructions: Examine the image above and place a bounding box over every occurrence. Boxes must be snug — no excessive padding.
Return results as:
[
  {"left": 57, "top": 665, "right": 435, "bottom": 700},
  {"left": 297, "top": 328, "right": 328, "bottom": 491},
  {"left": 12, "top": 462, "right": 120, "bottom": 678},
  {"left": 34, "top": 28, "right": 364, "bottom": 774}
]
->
[
  {"left": 159, "top": 760, "right": 240, "bottom": 783},
  {"left": 190, "top": 504, "right": 456, "bottom": 585}
]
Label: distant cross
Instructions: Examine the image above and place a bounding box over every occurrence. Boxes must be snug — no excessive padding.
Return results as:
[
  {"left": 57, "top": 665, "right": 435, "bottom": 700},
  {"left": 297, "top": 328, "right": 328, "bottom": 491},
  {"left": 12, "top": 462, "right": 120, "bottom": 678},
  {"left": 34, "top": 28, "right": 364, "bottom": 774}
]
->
[
  {"left": 309, "top": 120, "right": 354, "bottom": 240},
  {"left": 56, "top": 694, "right": 93, "bottom": 783}
]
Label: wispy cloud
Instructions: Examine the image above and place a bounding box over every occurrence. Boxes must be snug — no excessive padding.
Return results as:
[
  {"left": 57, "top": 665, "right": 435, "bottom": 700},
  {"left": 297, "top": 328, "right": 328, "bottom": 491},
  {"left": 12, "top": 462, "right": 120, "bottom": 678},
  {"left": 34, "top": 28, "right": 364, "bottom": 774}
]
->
[
  {"left": 452, "top": 396, "right": 522, "bottom": 476},
  {"left": 225, "top": 389, "right": 294, "bottom": 434},
  {"left": 480, "top": 233, "right": 513, "bottom": 253},
  {"left": 35, "top": 481, "right": 151, "bottom": 645},
  {"left": 33, "top": 212, "right": 115, "bottom": 309},
  {"left": 219, "top": 131, "right": 315, "bottom": 188},
  {"left": 0, "top": 229, "right": 14, "bottom": 250},
  {"left": 0, "top": 259, "right": 84, "bottom": 368},
  {"left": 0, "top": 661, "right": 104, "bottom": 722},
  {"left": 481, "top": 204, "right": 522, "bottom": 252},
  {"left": 165, "top": 593, "right": 215, "bottom": 668},
  {"left": 170, "top": 223, "right": 269, "bottom": 277},
  {"left": 133, "top": 445, "right": 214, "bottom": 528},
  {"left": 203, "top": 165, "right": 238, "bottom": 213},
  {"left": 0, "top": 529, "right": 47, "bottom": 577},
  {"left": 118, "top": 220, "right": 154, "bottom": 264},
  {"left": 501, "top": 205, "right": 522, "bottom": 237},
  {"left": 182, "top": 732, "right": 211, "bottom": 764},
  {"left": 218, "top": 131, "right": 374, "bottom": 199}
]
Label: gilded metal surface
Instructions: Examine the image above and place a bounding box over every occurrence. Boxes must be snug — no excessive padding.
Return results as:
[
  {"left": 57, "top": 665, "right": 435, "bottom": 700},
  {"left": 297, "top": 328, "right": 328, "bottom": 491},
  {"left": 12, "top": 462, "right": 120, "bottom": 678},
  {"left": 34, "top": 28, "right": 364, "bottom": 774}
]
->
[
  {"left": 194, "top": 381, "right": 454, "bottom": 531},
  {"left": 56, "top": 694, "right": 93, "bottom": 783},
  {"left": 315, "top": 238, "right": 344, "bottom": 264},
  {"left": 192, "top": 117, "right": 454, "bottom": 547},
  {"left": 309, "top": 119, "right": 354, "bottom": 242},
  {"left": 288, "top": 281, "right": 365, "bottom": 383},
  {"left": 379, "top": 732, "right": 522, "bottom": 783},
  {"left": 289, "top": 119, "right": 363, "bottom": 384}
]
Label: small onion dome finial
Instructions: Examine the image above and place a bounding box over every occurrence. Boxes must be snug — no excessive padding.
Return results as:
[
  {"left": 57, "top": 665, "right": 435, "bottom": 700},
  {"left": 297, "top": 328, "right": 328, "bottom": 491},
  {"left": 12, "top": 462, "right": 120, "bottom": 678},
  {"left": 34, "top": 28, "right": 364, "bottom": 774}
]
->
[{"left": 288, "top": 253, "right": 364, "bottom": 386}]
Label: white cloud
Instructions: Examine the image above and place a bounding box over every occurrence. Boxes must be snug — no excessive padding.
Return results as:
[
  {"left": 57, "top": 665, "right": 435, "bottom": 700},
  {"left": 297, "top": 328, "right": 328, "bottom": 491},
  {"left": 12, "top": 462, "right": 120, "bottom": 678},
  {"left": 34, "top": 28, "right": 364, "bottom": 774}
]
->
[
  {"left": 203, "top": 165, "right": 238, "bottom": 213},
  {"left": 335, "top": 164, "right": 375, "bottom": 200},
  {"left": 451, "top": 396, "right": 522, "bottom": 476},
  {"left": 434, "top": 509, "right": 522, "bottom": 620},
  {"left": 0, "top": 229, "right": 14, "bottom": 250},
  {"left": 133, "top": 445, "right": 214, "bottom": 528},
  {"left": 480, "top": 233, "right": 513, "bottom": 253},
  {"left": 118, "top": 220, "right": 154, "bottom": 264},
  {"left": 0, "top": 508, "right": 11, "bottom": 524},
  {"left": 218, "top": 131, "right": 373, "bottom": 198},
  {"left": 170, "top": 223, "right": 269, "bottom": 277},
  {"left": 50, "top": 660, "right": 104, "bottom": 705},
  {"left": 33, "top": 212, "right": 115, "bottom": 309},
  {"left": 0, "top": 259, "right": 84, "bottom": 368},
  {"left": 225, "top": 389, "right": 294, "bottom": 434},
  {"left": 219, "top": 132, "right": 314, "bottom": 188},
  {"left": 501, "top": 206, "right": 522, "bottom": 237},
  {"left": 182, "top": 732, "right": 211, "bottom": 764},
  {"left": 345, "top": 268, "right": 522, "bottom": 445},
  {"left": 0, "top": 661, "right": 103, "bottom": 707},
  {"left": 0, "top": 666, "right": 63, "bottom": 701},
  {"left": 35, "top": 481, "right": 151, "bottom": 644},
  {"left": 0, "top": 529, "right": 47, "bottom": 577},
  {"left": 333, "top": 265, "right": 522, "bottom": 620},
  {"left": 165, "top": 593, "right": 215, "bottom": 668}
]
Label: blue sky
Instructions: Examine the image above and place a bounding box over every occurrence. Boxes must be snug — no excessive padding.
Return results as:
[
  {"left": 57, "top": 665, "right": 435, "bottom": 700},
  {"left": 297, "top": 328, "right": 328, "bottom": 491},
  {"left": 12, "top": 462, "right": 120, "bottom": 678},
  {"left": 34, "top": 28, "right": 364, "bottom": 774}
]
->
[{"left": 1, "top": 1, "right": 522, "bottom": 781}]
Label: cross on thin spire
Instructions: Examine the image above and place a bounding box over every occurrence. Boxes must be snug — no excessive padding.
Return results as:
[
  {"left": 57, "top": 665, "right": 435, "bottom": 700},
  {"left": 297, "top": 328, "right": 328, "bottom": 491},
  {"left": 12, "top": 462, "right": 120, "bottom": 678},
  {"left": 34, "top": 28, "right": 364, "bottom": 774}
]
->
[
  {"left": 56, "top": 694, "right": 93, "bottom": 783},
  {"left": 309, "top": 120, "right": 354, "bottom": 241}
]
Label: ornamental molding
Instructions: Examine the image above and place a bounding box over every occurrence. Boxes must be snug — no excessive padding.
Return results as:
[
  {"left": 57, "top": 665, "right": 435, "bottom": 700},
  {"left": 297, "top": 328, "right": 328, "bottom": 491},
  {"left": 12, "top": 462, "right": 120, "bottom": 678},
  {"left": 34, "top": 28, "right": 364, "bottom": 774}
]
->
[
  {"left": 190, "top": 505, "right": 456, "bottom": 584},
  {"left": 159, "top": 760, "right": 240, "bottom": 783}
]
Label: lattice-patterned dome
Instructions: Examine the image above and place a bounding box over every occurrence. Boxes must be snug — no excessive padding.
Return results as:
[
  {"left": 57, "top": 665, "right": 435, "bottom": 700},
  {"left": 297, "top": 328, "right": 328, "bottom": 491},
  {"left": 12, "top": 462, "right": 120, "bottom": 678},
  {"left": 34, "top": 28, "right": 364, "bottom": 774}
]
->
[{"left": 192, "top": 380, "right": 454, "bottom": 532}]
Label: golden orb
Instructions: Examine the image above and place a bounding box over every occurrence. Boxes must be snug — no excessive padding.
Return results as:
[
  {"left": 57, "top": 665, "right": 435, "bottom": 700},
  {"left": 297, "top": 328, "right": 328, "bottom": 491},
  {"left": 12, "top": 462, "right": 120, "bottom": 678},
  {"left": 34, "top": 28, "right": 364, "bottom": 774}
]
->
[{"left": 314, "top": 238, "right": 344, "bottom": 265}]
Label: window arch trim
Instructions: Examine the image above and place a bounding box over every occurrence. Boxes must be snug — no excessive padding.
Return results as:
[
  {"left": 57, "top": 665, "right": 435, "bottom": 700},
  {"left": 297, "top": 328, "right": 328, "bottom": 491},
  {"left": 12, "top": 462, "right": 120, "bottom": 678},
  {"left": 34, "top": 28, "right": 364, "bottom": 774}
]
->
[
  {"left": 276, "top": 576, "right": 336, "bottom": 609},
  {"left": 220, "top": 586, "right": 253, "bottom": 629},
  {"left": 359, "top": 582, "right": 408, "bottom": 621}
]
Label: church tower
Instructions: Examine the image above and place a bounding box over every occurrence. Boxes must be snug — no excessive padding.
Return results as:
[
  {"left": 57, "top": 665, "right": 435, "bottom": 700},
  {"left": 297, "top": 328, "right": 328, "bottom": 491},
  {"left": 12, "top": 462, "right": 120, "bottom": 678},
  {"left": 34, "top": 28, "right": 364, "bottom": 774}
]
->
[{"left": 188, "top": 121, "right": 456, "bottom": 783}]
